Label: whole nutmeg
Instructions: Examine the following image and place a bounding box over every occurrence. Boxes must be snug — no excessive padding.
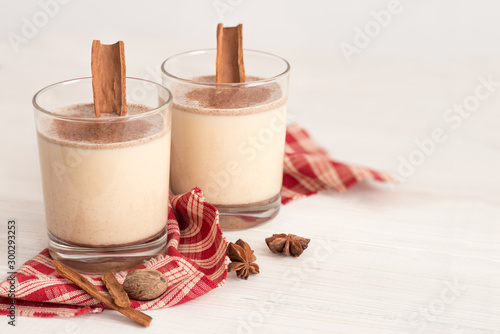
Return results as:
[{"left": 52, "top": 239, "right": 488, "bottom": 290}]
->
[{"left": 123, "top": 269, "right": 168, "bottom": 301}]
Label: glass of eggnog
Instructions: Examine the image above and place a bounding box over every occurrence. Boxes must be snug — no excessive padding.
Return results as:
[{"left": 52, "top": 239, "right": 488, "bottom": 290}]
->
[
  {"left": 161, "top": 49, "right": 290, "bottom": 229},
  {"left": 34, "top": 77, "right": 172, "bottom": 273}
]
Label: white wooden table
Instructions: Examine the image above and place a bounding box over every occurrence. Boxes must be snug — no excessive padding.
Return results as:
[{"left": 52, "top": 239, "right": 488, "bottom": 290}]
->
[{"left": 1, "top": 28, "right": 499, "bottom": 334}]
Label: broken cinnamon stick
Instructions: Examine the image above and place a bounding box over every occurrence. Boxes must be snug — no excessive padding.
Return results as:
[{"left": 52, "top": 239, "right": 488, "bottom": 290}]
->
[
  {"left": 52, "top": 260, "right": 151, "bottom": 327},
  {"left": 102, "top": 272, "right": 131, "bottom": 308},
  {"left": 216, "top": 23, "right": 245, "bottom": 83},
  {"left": 91, "top": 40, "right": 127, "bottom": 117}
]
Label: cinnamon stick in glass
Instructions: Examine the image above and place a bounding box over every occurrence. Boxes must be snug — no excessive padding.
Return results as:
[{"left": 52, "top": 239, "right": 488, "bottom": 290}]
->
[
  {"left": 91, "top": 40, "right": 127, "bottom": 117},
  {"left": 216, "top": 23, "right": 245, "bottom": 83}
]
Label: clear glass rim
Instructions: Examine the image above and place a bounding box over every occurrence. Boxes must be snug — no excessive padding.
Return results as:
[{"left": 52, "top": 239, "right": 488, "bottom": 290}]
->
[
  {"left": 161, "top": 48, "right": 291, "bottom": 87},
  {"left": 33, "top": 77, "right": 172, "bottom": 122}
]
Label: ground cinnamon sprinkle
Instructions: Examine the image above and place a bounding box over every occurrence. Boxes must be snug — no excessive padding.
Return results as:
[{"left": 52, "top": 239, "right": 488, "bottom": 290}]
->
[
  {"left": 39, "top": 103, "right": 167, "bottom": 148},
  {"left": 173, "top": 75, "right": 286, "bottom": 115},
  {"left": 186, "top": 84, "right": 272, "bottom": 109}
]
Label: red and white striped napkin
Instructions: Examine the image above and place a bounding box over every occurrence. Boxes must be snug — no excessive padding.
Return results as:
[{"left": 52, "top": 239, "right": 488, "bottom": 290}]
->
[
  {"left": 0, "top": 123, "right": 393, "bottom": 318},
  {"left": 0, "top": 188, "right": 226, "bottom": 317},
  {"left": 281, "top": 124, "right": 394, "bottom": 203}
]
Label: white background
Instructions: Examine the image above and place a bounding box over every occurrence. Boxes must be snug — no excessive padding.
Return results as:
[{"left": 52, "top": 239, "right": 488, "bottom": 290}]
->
[{"left": 1, "top": 1, "right": 500, "bottom": 333}]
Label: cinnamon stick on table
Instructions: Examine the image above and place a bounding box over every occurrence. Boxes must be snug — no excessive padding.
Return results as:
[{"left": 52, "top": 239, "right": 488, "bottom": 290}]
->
[
  {"left": 91, "top": 40, "right": 127, "bottom": 117},
  {"left": 102, "top": 272, "right": 131, "bottom": 308},
  {"left": 216, "top": 23, "right": 245, "bottom": 83},
  {"left": 52, "top": 260, "right": 151, "bottom": 327}
]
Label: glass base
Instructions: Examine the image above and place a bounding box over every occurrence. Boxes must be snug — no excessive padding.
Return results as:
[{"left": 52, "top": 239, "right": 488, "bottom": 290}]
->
[
  {"left": 216, "top": 193, "right": 281, "bottom": 230},
  {"left": 48, "top": 228, "right": 168, "bottom": 274}
]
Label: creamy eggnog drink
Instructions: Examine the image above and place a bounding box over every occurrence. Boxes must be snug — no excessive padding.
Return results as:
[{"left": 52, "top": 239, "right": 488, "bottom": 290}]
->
[
  {"left": 34, "top": 77, "right": 172, "bottom": 272},
  {"left": 162, "top": 49, "right": 290, "bottom": 229},
  {"left": 170, "top": 78, "right": 286, "bottom": 205},
  {"left": 38, "top": 104, "right": 170, "bottom": 247}
]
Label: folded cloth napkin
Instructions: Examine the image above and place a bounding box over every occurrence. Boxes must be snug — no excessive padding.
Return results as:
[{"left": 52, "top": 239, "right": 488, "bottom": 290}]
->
[
  {"left": 0, "top": 123, "right": 394, "bottom": 318},
  {"left": 281, "top": 124, "right": 394, "bottom": 204},
  {"left": 0, "top": 188, "right": 227, "bottom": 317}
]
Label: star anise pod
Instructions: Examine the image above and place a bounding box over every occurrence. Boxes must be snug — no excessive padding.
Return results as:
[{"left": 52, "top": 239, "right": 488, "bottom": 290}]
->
[
  {"left": 226, "top": 239, "right": 260, "bottom": 280},
  {"left": 265, "top": 233, "right": 310, "bottom": 257}
]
